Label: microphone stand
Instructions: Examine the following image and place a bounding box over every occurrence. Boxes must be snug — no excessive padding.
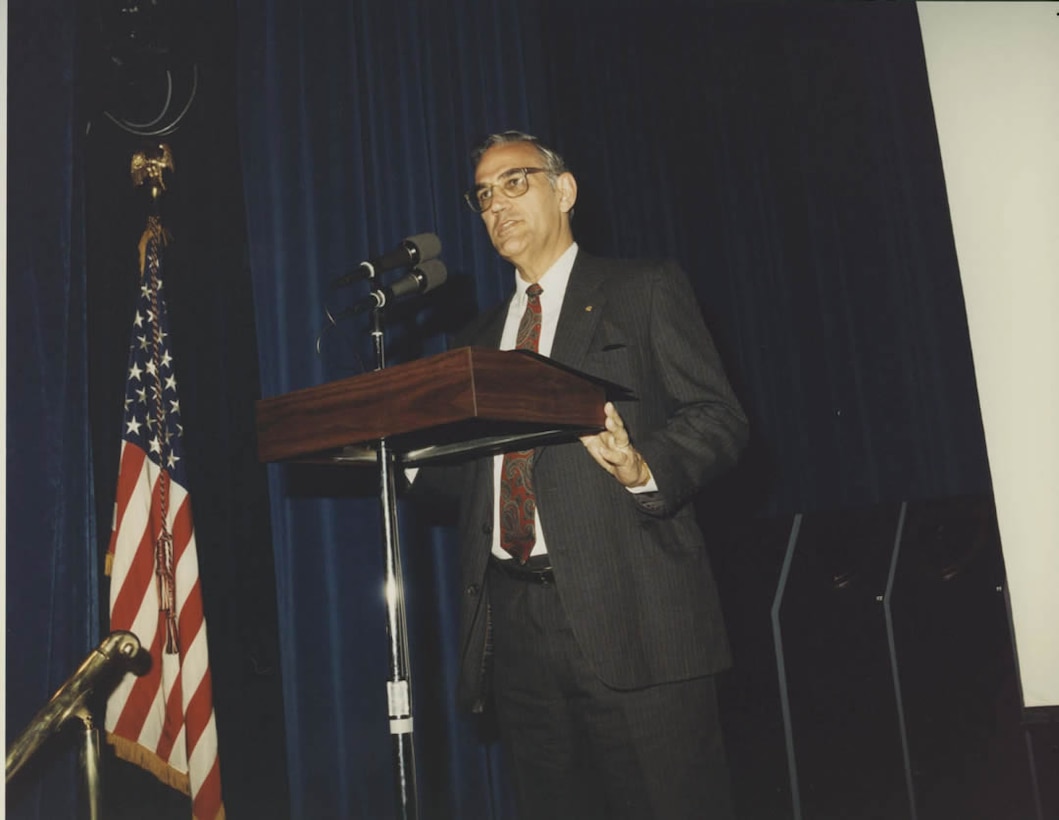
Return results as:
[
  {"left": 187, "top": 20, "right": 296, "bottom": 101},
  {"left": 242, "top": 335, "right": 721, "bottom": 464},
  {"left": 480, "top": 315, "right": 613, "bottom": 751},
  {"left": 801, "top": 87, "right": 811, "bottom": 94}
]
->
[
  {"left": 6, "top": 631, "right": 142, "bottom": 820},
  {"left": 368, "top": 270, "right": 419, "bottom": 820}
]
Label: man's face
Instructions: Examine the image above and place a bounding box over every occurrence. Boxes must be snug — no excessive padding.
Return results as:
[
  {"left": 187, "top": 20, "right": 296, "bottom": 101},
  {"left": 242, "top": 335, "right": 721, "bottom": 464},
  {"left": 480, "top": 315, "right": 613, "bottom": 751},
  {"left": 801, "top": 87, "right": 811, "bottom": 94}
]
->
[{"left": 473, "top": 141, "right": 575, "bottom": 279}]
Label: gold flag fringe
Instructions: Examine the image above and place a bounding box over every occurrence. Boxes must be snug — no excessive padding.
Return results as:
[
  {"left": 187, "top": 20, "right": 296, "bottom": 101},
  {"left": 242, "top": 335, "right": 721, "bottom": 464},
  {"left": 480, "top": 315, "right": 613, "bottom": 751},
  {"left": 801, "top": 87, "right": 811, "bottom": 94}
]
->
[
  {"left": 108, "top": 733, "right": 191, "bottom": 796},
  {"left": 110, "top": 733, "right": 229, "bottom": 819}
]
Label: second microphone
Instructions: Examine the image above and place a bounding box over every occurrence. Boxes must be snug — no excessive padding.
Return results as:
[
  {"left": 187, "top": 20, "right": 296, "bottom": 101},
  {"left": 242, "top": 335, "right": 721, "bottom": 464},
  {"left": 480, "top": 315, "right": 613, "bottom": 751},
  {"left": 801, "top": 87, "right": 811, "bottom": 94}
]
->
[
  {"left": 331, "top": 233, "right": 442, "bottom": 289},
  {"left": 341, "top": 259, "right": 448, "bottom": 316}
]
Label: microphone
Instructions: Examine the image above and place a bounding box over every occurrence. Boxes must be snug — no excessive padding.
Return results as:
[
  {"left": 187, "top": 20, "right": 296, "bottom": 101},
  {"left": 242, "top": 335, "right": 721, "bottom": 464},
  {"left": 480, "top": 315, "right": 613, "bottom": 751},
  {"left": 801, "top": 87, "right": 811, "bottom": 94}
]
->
[
  {"left": 6, "top": 631, "right": 142, "bottom": 782},
  {"left": 338, "top": 259, "right": 448, "bottom": 318},
  {"left": 331, "top": 233, "right": 442, "bottom": 288}
]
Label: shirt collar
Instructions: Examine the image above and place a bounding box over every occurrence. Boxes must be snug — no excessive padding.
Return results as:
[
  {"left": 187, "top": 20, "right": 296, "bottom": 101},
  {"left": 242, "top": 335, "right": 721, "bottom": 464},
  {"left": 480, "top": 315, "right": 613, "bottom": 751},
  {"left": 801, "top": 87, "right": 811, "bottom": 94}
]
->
[{"left": 514, "top": 242, "right": 579, "bottom": 302}]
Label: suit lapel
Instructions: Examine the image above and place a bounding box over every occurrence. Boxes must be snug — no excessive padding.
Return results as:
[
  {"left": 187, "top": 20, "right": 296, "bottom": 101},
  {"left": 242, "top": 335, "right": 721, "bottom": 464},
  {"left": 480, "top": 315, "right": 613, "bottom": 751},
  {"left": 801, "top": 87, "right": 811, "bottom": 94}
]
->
[
  {"left": 470, "top": 251, "right": 607, "bottom": 364},
  {"left": 549, "top": 250, "right": 606, "bottom": 370},
  {"left": 534, "top": 251, "right": 607, "bottom": 468},
  {"left": 469, "top": 252, "right": 607, "bottom": 469}
]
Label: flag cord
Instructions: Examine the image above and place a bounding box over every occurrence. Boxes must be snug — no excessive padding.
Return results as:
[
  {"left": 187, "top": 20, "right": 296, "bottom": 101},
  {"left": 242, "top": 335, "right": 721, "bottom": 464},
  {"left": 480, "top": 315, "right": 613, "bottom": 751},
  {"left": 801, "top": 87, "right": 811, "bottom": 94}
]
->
[{"left": 143, "top": 216, "right": 180, "bottom": 655}]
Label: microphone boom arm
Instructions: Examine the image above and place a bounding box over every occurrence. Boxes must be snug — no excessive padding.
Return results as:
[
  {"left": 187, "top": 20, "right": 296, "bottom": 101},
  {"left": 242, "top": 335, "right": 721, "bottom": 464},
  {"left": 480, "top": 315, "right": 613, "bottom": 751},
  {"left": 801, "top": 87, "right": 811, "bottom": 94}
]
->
[{"left": 6, "top": 630, "right": 142, "bottom": 784}]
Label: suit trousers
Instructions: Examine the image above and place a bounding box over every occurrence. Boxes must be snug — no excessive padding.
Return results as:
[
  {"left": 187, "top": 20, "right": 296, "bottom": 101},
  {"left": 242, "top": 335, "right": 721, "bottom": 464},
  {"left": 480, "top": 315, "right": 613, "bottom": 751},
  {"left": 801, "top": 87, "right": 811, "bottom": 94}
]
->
[{"left": 488, "top": 561, "right": 735, "bottom": 820}]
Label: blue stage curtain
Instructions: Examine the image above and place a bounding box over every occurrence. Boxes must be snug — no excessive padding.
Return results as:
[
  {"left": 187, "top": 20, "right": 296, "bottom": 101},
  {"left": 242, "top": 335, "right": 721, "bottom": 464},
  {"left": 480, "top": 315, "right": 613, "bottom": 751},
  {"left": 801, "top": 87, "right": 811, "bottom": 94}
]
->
[
  {"left": 236, "top": 1, "right": 552, "bottom": 817},
  {"left": 534, "top": 2, "right": 991, "bottom": 514},
  {"left": 236, "top": 2, "right": 991, "bottom": 818},
  {"left": 6, "top": 1, "right": 99, "bottom": 818}
]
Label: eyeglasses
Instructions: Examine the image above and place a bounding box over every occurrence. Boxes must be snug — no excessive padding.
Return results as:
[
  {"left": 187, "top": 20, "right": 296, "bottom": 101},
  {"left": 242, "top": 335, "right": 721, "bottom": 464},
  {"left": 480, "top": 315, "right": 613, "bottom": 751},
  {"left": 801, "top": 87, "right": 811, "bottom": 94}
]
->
[{"left": 463, "top": 167, "right": 550, "bottom": 213}]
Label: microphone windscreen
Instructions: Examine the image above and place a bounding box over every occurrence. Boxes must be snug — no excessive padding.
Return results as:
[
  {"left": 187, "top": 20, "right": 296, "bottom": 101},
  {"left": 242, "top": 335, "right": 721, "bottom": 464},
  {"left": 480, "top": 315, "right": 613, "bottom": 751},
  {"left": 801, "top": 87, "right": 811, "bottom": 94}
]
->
[
  {"left": 406, "top": 232, "right": 442, "bottom": 262},
  {"left": 415, "top": 259, "right": 448, "bottom": 293}
]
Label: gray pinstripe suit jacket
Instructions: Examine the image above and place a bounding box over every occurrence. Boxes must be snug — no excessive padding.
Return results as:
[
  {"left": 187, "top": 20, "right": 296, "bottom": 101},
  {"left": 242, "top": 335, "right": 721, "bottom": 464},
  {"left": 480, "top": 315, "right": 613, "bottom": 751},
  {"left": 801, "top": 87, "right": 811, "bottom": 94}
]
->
[{"left": 423, "top": 250, "right": 748, "bottom": 713}]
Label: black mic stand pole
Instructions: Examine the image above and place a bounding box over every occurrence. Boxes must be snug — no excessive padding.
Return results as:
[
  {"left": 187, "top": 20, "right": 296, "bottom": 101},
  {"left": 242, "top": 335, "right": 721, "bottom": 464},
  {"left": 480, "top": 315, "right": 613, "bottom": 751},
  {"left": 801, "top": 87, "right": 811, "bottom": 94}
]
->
[{"left": 368, "top": 272, "right": 419, "bottom": 820}]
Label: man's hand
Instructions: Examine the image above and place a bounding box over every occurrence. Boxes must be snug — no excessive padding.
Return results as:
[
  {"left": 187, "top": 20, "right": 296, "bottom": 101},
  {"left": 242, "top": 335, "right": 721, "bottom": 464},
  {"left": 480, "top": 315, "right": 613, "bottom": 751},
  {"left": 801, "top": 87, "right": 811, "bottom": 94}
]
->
[{"left": 580, "top": 402, "right": 653, "bottom": 488}]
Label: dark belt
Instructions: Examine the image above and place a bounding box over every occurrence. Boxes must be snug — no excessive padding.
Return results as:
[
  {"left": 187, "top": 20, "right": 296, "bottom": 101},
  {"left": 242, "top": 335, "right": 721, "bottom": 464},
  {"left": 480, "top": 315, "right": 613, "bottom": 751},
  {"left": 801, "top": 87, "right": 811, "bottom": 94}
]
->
[{"left": 489, "top": 555, "right": 555, "bottom": 585}]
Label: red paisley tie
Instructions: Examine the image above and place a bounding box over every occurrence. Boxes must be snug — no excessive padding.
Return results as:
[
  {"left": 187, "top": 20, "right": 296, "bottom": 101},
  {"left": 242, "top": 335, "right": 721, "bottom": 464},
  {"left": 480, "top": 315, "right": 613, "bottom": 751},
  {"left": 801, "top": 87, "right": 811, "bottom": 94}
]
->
[{"left": 499, "top": 283, "right": 543, "bottom": 563}]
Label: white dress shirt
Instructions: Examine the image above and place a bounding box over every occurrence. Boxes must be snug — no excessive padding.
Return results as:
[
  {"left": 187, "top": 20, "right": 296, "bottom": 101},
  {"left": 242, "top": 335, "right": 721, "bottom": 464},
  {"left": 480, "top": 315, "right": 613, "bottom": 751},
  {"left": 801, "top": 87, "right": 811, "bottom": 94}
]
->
[{"left": 490, "top": 243, "right": 579, "bottom": 560}]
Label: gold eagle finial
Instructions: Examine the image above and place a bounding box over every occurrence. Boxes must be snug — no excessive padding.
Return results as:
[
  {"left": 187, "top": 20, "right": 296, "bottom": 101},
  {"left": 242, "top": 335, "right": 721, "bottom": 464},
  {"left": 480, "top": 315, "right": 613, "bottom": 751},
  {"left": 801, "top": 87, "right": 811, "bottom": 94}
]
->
[{"left": 130, "top": 143, "right": 175, "bottom": 199}]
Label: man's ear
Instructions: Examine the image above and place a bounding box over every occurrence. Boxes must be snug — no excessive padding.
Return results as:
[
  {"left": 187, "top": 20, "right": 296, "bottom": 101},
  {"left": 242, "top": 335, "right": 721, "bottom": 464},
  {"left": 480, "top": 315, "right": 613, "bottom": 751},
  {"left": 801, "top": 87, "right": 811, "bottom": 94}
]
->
[{"left": 556, "top": 172, "right": 578, "bottom": 214}]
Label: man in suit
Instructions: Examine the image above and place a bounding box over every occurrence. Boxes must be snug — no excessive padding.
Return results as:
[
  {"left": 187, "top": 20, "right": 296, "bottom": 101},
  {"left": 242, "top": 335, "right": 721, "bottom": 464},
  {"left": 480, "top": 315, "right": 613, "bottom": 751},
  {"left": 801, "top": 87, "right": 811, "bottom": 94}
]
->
[{"left": 424, "top": 131, "right": 748, "bottom": 819}]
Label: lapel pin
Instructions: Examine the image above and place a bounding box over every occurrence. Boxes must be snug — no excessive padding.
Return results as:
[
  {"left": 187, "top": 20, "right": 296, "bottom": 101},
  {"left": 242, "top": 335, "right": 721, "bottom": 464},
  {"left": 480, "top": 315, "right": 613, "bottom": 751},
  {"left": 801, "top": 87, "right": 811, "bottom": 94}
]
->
[{"left": 585, "top": 305, "right": 593, "bottom": 312}]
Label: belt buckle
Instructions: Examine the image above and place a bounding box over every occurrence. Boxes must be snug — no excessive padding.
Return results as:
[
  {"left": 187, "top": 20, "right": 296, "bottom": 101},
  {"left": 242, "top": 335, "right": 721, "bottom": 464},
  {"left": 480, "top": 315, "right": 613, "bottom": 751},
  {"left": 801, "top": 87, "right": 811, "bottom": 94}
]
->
[{"left": 493, "top": 556, "right": 554, "bottom": 585}]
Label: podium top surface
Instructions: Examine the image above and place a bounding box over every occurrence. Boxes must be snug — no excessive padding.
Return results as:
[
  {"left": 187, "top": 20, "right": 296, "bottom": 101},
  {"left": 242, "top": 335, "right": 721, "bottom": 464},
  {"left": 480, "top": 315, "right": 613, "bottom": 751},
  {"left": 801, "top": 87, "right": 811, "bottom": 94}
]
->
[{"left": 256, "top": 347, "right": 608, "bottom": 464}]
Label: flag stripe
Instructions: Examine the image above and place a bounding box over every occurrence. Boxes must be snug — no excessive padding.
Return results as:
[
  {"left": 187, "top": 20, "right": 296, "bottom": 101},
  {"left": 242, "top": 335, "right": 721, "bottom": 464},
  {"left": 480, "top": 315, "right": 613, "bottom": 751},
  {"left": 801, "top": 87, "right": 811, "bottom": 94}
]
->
[
  {"left": 156, "top": 660, "right": 184, "bottom": 761},
  {"left": 185, "top": 664, "right": 214, "bottom": 754},
  {"left": 112, "top": 623, "right": 164, "bottom": 739},
  {"left": 108, "top": 441, "right": 146, "bottom": 555},
  {"left": 192, "top": 753, "right": 224, "bottom": 820},
  {"left": 110, "top": 523, "right": 157, "bottom": 631}
]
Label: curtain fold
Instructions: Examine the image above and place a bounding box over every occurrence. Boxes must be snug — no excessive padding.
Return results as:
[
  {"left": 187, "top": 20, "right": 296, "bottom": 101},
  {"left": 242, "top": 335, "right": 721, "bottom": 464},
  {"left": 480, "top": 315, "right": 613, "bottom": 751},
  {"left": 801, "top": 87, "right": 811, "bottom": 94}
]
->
[
  {"left": 6, "top": 2, "right": 99, "bottom": 818},
  {"left": 237, "top": 2, "right": 550, "bottom": 816}
]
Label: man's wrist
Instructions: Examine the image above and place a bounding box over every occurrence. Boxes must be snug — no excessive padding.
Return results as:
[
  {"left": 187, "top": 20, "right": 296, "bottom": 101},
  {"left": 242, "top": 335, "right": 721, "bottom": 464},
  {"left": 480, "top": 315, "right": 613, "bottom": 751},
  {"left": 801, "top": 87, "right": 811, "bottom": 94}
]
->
[{"left": 626, "top": 457, "right": 656, "bottom": 492}]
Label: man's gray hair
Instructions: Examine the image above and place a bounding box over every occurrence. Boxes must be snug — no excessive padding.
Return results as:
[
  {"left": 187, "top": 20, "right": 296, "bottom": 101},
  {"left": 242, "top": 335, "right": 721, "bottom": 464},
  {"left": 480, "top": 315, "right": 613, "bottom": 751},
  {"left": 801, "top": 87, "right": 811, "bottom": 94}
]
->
[{"left": 470, "top": 130, "right": 569, "bottom": 177}]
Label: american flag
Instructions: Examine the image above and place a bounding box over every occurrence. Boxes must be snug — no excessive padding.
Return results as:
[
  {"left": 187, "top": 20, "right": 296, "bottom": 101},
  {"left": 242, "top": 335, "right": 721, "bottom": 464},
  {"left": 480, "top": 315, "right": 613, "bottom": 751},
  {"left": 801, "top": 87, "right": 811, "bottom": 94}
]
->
[{"left": 106, "top": 216, "right": 225, "bottom": 819}]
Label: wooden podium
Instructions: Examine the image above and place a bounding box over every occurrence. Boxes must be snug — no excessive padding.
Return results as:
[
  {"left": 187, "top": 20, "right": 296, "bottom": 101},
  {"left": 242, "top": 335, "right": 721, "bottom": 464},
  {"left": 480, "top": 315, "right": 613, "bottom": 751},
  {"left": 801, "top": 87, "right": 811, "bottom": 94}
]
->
[
  {"left": 255, "top": 347, "right": 607, "bottom": 820},
  {"left": 256, "top": 346, "right": 608, "bottom": 465}
]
